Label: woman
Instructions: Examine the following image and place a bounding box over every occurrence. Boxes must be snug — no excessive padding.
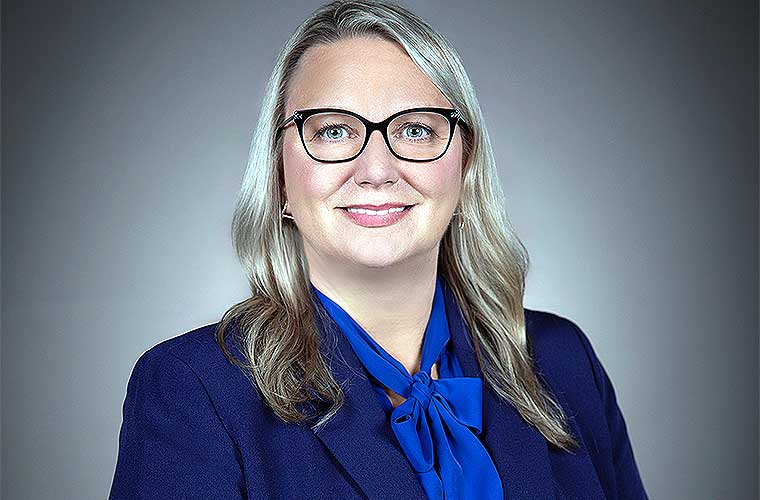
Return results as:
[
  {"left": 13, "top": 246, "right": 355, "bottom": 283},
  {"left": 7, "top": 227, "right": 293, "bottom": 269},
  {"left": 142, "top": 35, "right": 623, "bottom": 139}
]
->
[{"left": 109, "top": 1, "right": 649, "bottom": 499}]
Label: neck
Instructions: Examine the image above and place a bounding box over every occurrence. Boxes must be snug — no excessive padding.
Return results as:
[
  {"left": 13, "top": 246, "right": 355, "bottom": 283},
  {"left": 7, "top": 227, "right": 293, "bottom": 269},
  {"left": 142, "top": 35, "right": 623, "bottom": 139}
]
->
[{"left": 306, "top": 244, "right": 440, "bottom": 375}]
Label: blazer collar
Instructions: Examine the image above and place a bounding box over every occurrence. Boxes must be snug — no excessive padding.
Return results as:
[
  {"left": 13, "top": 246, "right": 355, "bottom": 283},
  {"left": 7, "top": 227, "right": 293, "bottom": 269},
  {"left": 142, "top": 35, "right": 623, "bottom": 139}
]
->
[{"left": 309, "top": 277, "right": 571, "bottom": 500}]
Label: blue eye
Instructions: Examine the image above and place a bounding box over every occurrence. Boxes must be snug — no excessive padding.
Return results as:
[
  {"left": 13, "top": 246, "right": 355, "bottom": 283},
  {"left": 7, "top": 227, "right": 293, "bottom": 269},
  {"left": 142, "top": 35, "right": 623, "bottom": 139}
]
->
[
  {"left": 314, "top": 123, "right": 355, "bottom": 142},
  {"left": 395, "top": 122, "right": 436, "bottom": 142},
  {"left": 404, "top": 124, "right": 429, "bottom": 139}
]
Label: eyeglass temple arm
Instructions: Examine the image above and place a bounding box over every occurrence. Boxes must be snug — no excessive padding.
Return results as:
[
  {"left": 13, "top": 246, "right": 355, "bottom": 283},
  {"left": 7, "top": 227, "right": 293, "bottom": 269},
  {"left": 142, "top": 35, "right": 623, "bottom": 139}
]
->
[{"left": 275, "top": 113, "right": 296, "bottom": 138}]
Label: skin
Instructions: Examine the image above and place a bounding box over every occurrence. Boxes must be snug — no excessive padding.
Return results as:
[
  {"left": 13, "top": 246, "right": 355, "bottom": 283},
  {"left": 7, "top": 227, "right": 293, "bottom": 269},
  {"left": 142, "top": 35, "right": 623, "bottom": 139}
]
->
[{"left": 281, "top": 36, "right": 463, "bottom": 407}]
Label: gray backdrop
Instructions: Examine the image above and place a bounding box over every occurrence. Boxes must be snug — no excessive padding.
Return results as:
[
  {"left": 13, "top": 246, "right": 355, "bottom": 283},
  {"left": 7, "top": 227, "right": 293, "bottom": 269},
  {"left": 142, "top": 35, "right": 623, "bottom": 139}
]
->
[{"left": 2, "top": 1, "right": 758, "bottom": 499}]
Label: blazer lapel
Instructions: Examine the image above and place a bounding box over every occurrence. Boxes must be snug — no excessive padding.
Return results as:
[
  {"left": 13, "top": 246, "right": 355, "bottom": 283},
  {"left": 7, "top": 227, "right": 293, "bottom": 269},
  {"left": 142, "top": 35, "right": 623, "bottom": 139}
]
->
[
  {"left": 441, "top": 279, "right": 562, "bottom": 500},
  {"left": 310, "top": 296, "right": 428, "bottom": 500}
]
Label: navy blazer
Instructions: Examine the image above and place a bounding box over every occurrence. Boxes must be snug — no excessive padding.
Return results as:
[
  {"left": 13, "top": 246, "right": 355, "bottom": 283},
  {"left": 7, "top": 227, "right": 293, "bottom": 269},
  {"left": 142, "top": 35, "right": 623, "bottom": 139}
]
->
[{"left": 109, "top": 282, "right": 649, "bottom": 500}]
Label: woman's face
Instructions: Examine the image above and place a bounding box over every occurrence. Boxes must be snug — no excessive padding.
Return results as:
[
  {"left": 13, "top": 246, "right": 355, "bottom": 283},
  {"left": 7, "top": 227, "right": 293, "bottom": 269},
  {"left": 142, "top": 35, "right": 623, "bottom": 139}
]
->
[{"left": 281, "top": 36, "right": 463, "bottom": 274}]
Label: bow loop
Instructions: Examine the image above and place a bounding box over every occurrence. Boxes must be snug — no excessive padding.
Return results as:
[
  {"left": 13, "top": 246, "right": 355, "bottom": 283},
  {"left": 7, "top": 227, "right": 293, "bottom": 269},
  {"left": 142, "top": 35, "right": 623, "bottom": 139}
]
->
[
  {"left": 391, "top": 401, "right": 435, "bottom": 473},
  {"left": 430, "top": 376, "right": 484, "bottom": 434}
]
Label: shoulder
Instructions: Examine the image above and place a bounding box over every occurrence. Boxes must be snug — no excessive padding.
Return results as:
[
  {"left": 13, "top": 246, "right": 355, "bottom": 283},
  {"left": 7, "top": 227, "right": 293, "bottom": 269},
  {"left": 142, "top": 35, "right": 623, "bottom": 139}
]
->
[
  {"left": 524, "top": 307, "right": 588, "bottom": 356},
  {"left": 133, "top": 320, "right": 244, "bottom": 376},
  {"left": 134, "top": 322, "right": 216, "bottom": 365},
  {"left": 127, "top": 320, "right": 254, "bottom": 412},
  {"left": 121, "top": 321, "right": 236, "bottom": 423},
  {"left": 137, "top": 319, "right": 226, "bottom": 358},
  {"left": 523, "top": 307, "right": 610, "bottom": 412},
  {"left": 524, "top": 307, "right": 598, "bottom": 372},
  {"left": 121, "top": 320, "right": 260, "bottom": 441}
]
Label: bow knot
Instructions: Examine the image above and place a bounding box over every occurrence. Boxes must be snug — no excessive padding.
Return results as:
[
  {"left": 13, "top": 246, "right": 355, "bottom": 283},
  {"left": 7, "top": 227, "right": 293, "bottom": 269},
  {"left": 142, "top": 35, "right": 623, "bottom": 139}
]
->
[{"left": 410, "top": 371, "right": 434, "bottom": 409}]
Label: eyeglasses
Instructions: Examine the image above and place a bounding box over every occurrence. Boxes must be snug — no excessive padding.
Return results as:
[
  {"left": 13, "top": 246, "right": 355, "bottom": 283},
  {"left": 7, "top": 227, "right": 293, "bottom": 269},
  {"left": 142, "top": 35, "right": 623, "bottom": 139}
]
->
[{"left": 275, "top": 107, "right": 465, "bottom": 163}]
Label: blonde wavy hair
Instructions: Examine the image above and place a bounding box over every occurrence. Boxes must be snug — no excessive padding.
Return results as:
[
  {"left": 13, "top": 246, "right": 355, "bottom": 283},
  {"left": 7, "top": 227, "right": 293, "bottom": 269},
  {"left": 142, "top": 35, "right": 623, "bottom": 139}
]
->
[{"left": 216, "top": 0, "right": 579, "bottom": 451}]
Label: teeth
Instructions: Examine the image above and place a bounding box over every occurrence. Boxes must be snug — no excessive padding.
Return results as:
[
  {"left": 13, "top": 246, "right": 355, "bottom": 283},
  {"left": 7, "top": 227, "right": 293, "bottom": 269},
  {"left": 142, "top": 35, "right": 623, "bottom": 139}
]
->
[{"left": 346, "top": 206, "right": 408, "bottom": 215}]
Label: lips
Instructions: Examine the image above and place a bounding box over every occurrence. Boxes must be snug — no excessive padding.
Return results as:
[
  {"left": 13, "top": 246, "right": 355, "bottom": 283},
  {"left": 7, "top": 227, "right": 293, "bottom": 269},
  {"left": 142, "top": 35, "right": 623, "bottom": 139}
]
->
[
  {"left": 340, "top": 203, "right": 415, "bottom": 210},
  {"left": 339, "top": 203, "right": 415, "bottom": 227}
]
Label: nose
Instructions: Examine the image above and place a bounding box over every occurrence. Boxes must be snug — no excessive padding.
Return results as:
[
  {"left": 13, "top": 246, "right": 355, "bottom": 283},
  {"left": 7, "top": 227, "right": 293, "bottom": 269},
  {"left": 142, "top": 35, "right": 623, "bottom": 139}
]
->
[{"left": 352, "top": 129, "right": 401, "bottom": 187}]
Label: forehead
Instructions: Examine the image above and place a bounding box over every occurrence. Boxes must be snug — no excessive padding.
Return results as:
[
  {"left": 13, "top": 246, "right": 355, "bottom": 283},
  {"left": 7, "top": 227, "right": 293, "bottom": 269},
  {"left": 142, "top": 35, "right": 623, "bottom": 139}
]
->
[{"left": 286, "top": 36, "right": 452, "bottom": 121}]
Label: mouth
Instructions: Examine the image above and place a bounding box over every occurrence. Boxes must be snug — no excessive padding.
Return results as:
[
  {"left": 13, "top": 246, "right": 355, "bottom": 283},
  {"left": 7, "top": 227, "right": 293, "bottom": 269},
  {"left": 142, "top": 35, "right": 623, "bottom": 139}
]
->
[
  {"left": 336, "top": 204, "right": 417, "bottom": 227},
  {"left": 337, "top": 204, "right": 416, "bottom": 215}
]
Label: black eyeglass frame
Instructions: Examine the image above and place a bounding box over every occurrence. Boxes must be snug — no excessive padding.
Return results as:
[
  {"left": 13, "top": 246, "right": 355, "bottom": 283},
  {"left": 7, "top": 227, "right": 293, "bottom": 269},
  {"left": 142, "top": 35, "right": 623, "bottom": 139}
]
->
[{"left": 275, "top": 106, "right": 466, "bottom": 163}]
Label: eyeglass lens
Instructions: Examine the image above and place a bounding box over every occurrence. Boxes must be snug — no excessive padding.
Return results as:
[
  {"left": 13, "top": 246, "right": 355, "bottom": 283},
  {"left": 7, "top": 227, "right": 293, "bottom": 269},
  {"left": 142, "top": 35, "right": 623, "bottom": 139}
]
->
[{"left": 301, "top": 111, "right": 451, "bottom": 161}]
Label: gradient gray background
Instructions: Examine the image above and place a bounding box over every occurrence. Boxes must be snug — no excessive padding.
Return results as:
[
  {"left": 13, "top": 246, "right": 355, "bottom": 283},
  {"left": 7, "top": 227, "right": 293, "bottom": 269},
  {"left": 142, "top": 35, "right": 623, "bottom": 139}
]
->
[{"left": 2, "top": 1, "right": 758, "bottom": 499}]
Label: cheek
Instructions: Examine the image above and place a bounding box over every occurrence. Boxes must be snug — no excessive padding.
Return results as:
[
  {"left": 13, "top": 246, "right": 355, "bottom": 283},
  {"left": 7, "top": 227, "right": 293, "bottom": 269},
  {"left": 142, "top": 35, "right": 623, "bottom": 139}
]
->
[
  {"left": 410, "top": 139, "right": 463, "bottom": 202},
  {"left": 282, "top": 141, "right": 341, "bottom": 208},
  {"left": 431, "top": 159, "right": 462, "bottom": 192}
]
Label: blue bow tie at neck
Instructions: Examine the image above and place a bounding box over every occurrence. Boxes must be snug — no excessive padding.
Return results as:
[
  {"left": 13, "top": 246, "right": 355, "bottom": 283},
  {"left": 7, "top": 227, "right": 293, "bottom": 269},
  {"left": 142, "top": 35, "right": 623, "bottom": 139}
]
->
[{"left": 312, "top": 276, "right": 504, "bottom": 500}]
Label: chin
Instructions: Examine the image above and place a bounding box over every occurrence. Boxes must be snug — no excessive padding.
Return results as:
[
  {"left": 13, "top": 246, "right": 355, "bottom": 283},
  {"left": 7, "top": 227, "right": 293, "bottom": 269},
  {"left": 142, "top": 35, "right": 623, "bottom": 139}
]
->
[{"left": 338, "top": 246, "right": 412, "bottom": 269}]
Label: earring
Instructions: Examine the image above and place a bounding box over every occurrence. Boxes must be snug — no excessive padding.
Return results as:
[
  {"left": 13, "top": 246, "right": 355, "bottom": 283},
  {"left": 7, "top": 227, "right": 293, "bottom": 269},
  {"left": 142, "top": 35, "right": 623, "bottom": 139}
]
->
[
  {"left": 452, "top": 210, "right": 465, "bottom": 229},
  {"left": 281, "top": 201, "right": 295, "bottom": 220}
]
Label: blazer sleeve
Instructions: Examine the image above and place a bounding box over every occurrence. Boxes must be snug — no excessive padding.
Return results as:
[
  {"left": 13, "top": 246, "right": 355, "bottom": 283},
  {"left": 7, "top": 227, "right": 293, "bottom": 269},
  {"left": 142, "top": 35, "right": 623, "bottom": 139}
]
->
[
  {"left": 572, "top": 324, "right": 650, "bottom": 500},
  {"left": 108, "top": 347, "right": 247, "bottom": 500}
]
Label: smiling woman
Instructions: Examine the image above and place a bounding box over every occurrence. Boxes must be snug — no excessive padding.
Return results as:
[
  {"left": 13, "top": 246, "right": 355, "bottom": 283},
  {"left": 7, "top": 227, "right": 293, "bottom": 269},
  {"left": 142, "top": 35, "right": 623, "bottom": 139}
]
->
[{"left": 108, "top": 1, "right": 650, "bottom": 499}]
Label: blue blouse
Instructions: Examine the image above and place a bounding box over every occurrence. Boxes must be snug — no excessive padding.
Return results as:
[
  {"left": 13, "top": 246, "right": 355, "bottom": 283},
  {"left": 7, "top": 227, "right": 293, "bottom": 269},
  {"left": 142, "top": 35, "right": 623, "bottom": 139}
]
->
[{"left": 311, "top": 275, "right": 504, "bottom": 500}]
